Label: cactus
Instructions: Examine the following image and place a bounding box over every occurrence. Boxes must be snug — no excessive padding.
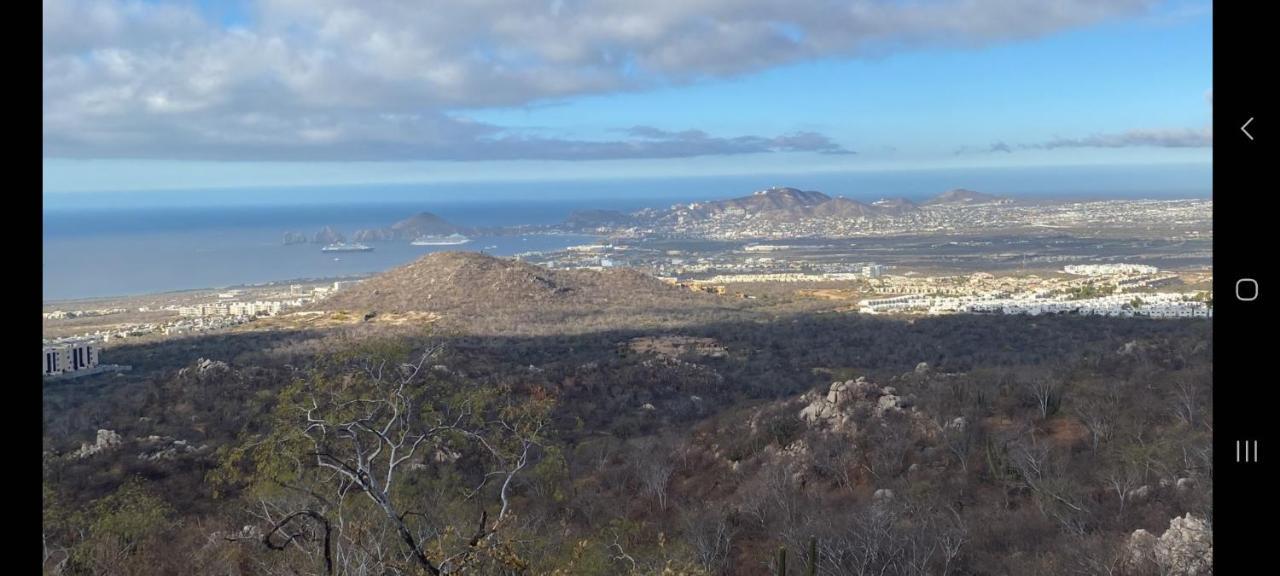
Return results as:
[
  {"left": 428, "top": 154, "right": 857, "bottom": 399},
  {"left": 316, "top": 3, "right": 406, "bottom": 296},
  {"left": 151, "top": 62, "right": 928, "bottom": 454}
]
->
[{"left": 807, "top": 536, "right": 818, "bottom": 576}]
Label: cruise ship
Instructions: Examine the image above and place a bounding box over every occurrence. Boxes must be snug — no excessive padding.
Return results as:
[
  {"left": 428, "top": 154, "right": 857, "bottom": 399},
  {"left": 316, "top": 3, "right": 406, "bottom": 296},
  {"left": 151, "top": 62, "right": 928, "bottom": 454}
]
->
[
  {"left": 321, "top": 242, "right": 374, "bottom": 252},
  {"left": 411, "top": 233, "right": 471, "bottom": 246}
]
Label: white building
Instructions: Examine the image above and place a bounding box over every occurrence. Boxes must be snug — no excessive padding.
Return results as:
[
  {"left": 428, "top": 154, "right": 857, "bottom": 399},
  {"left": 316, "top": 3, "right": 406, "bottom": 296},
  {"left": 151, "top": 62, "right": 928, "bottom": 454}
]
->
[{"left": 43, "top": 339, "right": 99, "bottom": 377}]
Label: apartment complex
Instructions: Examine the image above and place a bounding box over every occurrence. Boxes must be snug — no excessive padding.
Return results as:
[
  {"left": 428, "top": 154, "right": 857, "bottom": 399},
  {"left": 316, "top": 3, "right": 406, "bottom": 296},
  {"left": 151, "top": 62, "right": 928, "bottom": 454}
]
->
[{"left": 43, "top": 339, "right": 99, "bottom": 377}]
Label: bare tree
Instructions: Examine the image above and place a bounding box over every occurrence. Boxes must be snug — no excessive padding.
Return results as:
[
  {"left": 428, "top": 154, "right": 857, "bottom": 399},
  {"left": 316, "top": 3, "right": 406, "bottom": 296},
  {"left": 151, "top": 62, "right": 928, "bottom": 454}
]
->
[
  {"left": 299, "top": 344, "right": 466, "bottom": 575},
  {"left": 1074, "top": 398, "right": 1114, "bottom": 452},
  {"left": 1172, "top": 376, "right": 1200, "bottom": 427},
  {"left": 683, "top": 506, "right": 736, "bottom": 575},
  {"left": 1028, "top": 377, "right": 1062, "bottom": 420},
  {"left": 639, "top": 455, "right": 675, "bottom": 512},
  {"left": 224, "top": 339, "right": 553, "bottom": 576}
]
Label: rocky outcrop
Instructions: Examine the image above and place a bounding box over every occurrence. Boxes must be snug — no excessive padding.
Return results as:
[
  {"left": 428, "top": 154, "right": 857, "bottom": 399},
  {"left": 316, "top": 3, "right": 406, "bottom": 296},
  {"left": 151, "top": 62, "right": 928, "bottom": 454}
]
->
[
  {"left": 137, "top": 436, "right": 205, "bottom": 461},
  {"left": 353, "top": 228, "right": 394, "bottom": 242},
  {"left": 178, "top": 358, "right": 230, "bottom": 378},
  {"left": 313, "top": 226, "right": 345, "bottom": 244},
  {"left": 74, "top": 429, "right": 123, "bottom": 458},
  {"left": 798, "top": 377, "right": 915, "bottom": 432},
  {"left": 282, "top": 231, "right": 308, "bottom": 245},
  {"left": 1124, "top": 514, "right": 1212, "bottom": 575}
]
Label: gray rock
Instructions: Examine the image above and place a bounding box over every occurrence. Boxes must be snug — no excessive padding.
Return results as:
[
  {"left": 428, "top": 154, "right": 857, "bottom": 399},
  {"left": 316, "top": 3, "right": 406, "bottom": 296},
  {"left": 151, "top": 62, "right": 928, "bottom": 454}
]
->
[
  {"left": 196, "top": 358, "right": 229, "bottom": 375},
  {"left": 73, "top": 429, "right": 123, "bottom": 459},
  {"left": 1128, "top": 514, "right": 1212, "bottom": 575},
  {"left": 1126, "top": 485, "right": 1152, "bottom": 501},
  {"left": 827, "top": 381, "right": 851, "bottom": 405},
  {"left": 875, "top": 394, "right": 903, "bottom": 417}
]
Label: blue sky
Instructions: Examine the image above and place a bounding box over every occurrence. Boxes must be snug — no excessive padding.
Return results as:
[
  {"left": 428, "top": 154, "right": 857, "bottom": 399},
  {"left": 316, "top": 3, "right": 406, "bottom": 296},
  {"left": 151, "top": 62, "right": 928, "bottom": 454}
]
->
[{"left": 42, "top": 0, "right": 1212, "bottom": 200}]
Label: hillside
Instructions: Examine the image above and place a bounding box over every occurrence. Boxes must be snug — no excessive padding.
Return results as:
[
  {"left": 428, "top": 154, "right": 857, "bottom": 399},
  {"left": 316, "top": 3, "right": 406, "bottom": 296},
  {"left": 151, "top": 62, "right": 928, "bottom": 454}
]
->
[
  {"left": 315, "top": 251, "right": 736, "bottom": 334},
  {"left": 691, "top": 186, "right": 830, "bottom": 216},
  {"left": 354, "top": 211, "right": 465, "bottom": 241},
  {"left": 925, "top": 188, "right": 1007, "bottom": 205}
]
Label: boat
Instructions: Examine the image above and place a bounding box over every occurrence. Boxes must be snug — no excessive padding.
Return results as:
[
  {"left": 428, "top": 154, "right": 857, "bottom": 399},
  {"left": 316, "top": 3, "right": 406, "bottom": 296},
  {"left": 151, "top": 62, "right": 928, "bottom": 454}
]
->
[
  {"left": 411, "top": 233, "right": 471, "bottom": 246},
  {"left": 321, "top": 243, "right": 373, "bottom": 252}
]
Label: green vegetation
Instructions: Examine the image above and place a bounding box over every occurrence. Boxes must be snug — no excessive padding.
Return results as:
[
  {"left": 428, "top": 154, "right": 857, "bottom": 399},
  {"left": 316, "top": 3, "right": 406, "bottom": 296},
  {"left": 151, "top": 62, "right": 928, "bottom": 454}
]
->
[{"left": 1066, "top": 284, "right": 1116, "bottom": 300}]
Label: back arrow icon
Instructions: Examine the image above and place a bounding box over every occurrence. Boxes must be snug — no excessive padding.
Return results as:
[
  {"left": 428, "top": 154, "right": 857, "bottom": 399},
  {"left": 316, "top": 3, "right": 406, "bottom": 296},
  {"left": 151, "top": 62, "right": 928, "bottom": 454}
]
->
[{"left": 1243, "top": 117, "right": 1255, "bottom": 140}]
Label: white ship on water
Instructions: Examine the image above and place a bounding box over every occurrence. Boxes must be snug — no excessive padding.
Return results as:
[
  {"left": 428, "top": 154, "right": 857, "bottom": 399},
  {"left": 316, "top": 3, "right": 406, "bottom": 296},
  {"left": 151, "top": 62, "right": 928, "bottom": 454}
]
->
[
  {"left": 321, "top": 242, "right": 374, "bottom": 252},
  {"left": 411, "top": 233, "right": 471, "bottom": 246}
]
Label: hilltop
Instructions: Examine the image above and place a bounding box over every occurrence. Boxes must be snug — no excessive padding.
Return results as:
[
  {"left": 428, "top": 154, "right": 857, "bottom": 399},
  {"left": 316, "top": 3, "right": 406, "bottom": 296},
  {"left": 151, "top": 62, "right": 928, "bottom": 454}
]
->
[
  {"left": 925, "top": 188, "right": 1007, "bottom": 205},
  {"left": 354, "top": 212, "right": 466, "bottom": 242},
  {"left": 314, "top": 252, "right": 738, "bottom": 334}
]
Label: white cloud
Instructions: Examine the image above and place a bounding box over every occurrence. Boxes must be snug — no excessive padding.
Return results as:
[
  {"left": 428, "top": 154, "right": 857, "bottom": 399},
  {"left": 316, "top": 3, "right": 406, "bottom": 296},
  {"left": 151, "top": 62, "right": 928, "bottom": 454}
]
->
[{"left": 43, "top": 0, "right": 1156, "bottom": 161}]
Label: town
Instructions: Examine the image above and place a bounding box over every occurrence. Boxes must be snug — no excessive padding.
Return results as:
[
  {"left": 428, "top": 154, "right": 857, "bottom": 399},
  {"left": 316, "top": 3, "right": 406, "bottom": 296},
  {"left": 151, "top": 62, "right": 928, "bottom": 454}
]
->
[{"left": 42, "top": 279, "right": 362, "bottom": 378}]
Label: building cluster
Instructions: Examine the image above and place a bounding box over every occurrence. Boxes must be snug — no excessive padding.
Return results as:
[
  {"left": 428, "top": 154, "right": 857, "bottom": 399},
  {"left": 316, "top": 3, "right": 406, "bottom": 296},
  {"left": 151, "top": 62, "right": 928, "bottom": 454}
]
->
[
  {"left": 627, "top": 199, "right": 1211, "bottom": 242},
  {"left": 864, "top": 266, "right": 1178, "bottom": 300},
  {"left": 45, "top": 280, "right": 361, "bottom": 346},
  {"left": 42, "top": 307, "right": 127, "bottom": 320},
  {"left": 700, "top": 272, "right": 869, "bottom": 283},
  {"left": 179, "top": 300, "right": 291, "bottom": 318},
  {"left": 1064, "top": 264, "right": 1159, "bottom": 276},
  {"left": 176, "top": 281, "right": 351, "bottom": 319},
  {"left": 859, "top": 292, "right": 1210, "bottom": 319},
  {"left": 855, "top": 264, "right": 1209, "bottom": 319}
]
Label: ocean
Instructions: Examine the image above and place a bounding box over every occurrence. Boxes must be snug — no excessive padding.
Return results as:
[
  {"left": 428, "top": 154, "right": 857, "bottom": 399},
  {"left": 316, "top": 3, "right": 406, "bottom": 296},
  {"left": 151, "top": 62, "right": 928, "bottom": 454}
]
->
[
  {"left": 41, "top": 201, "right": 624, "bottom": 301},
  {"left": 43, "top": 165, "right": 1211, "bottom": 301}
]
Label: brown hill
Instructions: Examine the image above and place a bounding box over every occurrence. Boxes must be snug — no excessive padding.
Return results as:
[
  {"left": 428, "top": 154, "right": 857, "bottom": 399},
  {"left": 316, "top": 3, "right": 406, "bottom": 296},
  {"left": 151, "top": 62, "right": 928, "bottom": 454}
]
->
[
  {"left": 701, "top": 186, "right": 831, "bottom": 215},
  {"left": 925, "top": 188, "right": 1006, "bottom": 205},
  {"left": 315, "top": 252, "right": 734, "bottom": 335},
  {"left": 354, "top": 212, "right": 465, "bottom": 242},
  {"left": 806, "top": 197, "right": 881, "bottom": 219}
]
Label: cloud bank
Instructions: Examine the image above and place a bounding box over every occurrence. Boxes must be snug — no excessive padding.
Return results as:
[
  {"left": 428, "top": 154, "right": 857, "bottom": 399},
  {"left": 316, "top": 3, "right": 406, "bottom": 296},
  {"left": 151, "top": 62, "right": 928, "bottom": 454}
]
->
[{"left": 44, "top": 0, "right": 1155, "bottom": 161}]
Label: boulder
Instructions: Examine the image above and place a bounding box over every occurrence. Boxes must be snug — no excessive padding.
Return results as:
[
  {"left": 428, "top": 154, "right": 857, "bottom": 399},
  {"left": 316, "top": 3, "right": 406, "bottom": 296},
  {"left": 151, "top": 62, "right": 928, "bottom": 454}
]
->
[
  {"left": 826, "top": 381, "right": 850, "bottom": 405},
  {"left": 850, "top": 378, "right": 879, "bottom": 398},
  {"left": 1155, "top": 514, "right": 1213, "bottom": 575},
  {"left": 873, "top": 488, "right": 895, "bottom": 503},
  {"left": 875, "top": 394, "right": 903, "bottom": 417},
  {"left": 1124, "top": 529, "right": 1159, "bottom": 571},
  {"left": 799, "top": 399, "right": 837, "bottom": 424},
  {"left": 1126, "top": 485, "right": 1153, "bottom": 501},
  {"left": 196, "top": 358, "right": 229, "bottom": 375},
  {"left": 1176, "top": 477, "right": 1196, "bottom": 493},
  {"left": 1124, "top": 514, "right": 1212, "bottom": 576}
]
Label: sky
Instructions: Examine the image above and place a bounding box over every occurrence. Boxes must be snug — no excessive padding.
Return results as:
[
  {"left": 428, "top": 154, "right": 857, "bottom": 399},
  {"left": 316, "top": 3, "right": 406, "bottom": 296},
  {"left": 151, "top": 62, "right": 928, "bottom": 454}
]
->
[{"left": 42, "top": 0, "right": 1213, "bottom": 202}]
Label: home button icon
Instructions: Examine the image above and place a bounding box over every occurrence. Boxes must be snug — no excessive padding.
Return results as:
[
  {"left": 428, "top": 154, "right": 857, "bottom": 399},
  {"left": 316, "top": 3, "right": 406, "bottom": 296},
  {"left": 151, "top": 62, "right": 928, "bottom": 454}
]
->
[{"left": 1236, "top": 278, "right": 1259, "bottom": 301}]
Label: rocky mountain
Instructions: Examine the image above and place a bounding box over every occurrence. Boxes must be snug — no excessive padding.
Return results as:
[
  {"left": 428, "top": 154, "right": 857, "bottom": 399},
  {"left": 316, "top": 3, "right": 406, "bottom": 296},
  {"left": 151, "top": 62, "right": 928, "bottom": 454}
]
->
[
  {"left": 870, "top": 197, "right": 920, "bottom": 215},
  {"left": 312, "top": 226, "right": 345, "bottom": 244},
  {"left": 805, "top": 196, "right": 882, "bottom": 219},
  {"left": 355, "top": 212, "right": 465, "bottom": 242},
  {"left": 687, "top": 186, "right": 831, "bottom": 217}
]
